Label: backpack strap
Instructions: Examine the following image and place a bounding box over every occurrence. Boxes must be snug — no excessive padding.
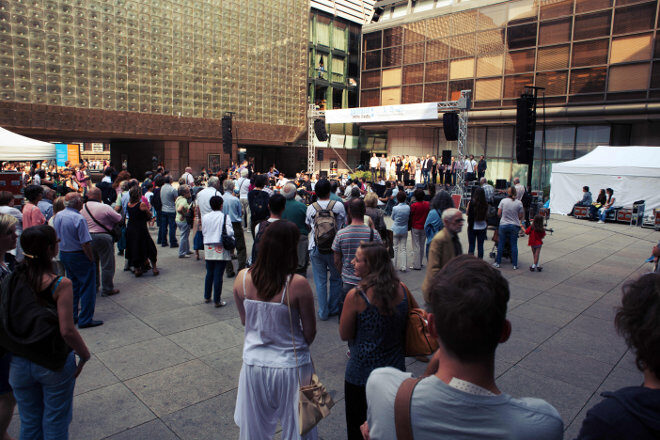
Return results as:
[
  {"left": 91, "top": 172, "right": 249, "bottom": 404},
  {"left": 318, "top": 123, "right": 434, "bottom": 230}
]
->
[
  {"left": 369, "top": 227, "right": 374, "bottom": 242},
  {"left": 312, "top": 202, "right": 322, "bottom": 213},
  {"left": 394, "top": 376, "right": 424, "bottom": 440},
  {"left": 327, "top": 200, "right": 336, "bottom": 211}
]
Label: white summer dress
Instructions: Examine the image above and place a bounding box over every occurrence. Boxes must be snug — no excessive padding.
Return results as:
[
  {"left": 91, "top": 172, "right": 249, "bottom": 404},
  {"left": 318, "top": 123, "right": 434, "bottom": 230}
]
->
[{"left": 234, "top": 273, "right": 317, "bottom": 440}]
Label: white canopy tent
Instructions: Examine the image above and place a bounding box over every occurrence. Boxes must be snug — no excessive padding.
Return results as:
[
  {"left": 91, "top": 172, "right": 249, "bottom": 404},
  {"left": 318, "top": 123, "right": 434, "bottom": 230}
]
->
[
  {"left": 549, "top": 146, "right": 660, "bottom": 215},
  {"left": 0, "top": 127, "right": 56, "bottom": 161}
]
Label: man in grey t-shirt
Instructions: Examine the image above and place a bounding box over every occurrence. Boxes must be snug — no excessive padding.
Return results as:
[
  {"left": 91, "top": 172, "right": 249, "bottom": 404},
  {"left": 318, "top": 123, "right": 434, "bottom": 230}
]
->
[
  {"left": 158, "top": 175, "right": 178, "bottom": 247},
  {"left": 364, "top": 256, "right": 563, "bottom": 440}
]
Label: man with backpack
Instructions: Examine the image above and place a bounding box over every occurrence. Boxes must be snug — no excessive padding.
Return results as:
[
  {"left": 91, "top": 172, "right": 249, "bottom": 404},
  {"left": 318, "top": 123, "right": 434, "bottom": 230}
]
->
[
  {"left": 248, "top": 174, "right": 271, "bottom": 240},
  {"left": 305, "top": 179, "right": 346, "bottom": 321}
]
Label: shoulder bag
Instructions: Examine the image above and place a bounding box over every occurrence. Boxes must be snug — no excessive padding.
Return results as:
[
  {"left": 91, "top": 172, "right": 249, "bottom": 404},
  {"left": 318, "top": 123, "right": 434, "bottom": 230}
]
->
[
  {"left": 394, "top": 376, "right": 424, "bottom": 440},
  {"left": 84, "top": 203, "right": 122, "bottom": 242},
  {"left": 285, "top": 279, "right": 334, "bottom": 436},
  {"left": 221, "top": 215, "right": 236, "bottom": 251},
  {"left": 402, "top": 283, "right": 439, "bottom": 357}
]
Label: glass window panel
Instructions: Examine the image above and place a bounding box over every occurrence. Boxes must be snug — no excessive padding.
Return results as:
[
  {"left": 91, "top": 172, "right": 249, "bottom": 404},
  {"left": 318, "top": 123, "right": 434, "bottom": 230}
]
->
[
  {"left": 449, "top": 79, "right": 473, "bottom": 100},
  {"left": 453, "top": 10, "right": 479, "bottom": 34},
  {"left": 608, "top": 63, "right": 650, "bottom": 91},
  {"left": 402, "top": 85, "right": 423, "bottom": 103},
  {"left": 364, "top": 31, "right": 382, "bottom": 51},
  {"left": 575, "top": 0, "right": 613, "bottom": 14},
  {"left": 361, "top": 89, "right": 379, "bottom": 106},
  {"left": 507, "top": 23, "right": 537, "bottom": 49},
  {"left": 505, "top": 49, "right": 535, "bottom": 74},
  {"left": 541, "top": 0, "right": 574, "bottom": 19},
  {"left": 535, "top": 71, "right": 568, "bottom": 95},
  {"left": 316, "top": 20, "right": 330, "bottom": 47},
  {"left": 404, "top": 21, "right": 428, "bottom": 43},
  {"left": 424, "top": 82, "right": 446, "bottom": 101},
  {"left": 610, "top": 34, "right": 652, "bottom": 63},
  {"left": 403, "top": 64, "right": 424, "bottom": 84},
  {"left": 449, "top": 58, "right": 475, "bottom": 79},
  {"left": 403, "top": 42, "right": 425, "bottom": 65},
  {"left": 536, "top": 126, "right": 576, "bottom": 160},
  {"left": 574, "top": 11, "right": 611, "bottom": 41},
  {"left": 477, "top": 54, "right": 504, "bottom": 77},
  {"left": 383, "top": 28, "right": 403, "bottom": 47},
  {"left": 539, "top": 18, "right": 571, "bottom": 45},
  {"left": 477, "top": 4, "right": 508, "bottom": 30},
  {"left": 475, "top": 78, "right": 502, "bottom": 100},
  {"left": 575, "top": 125, "right": 610, "bottom": 156},
  {"left": 537, "top": 45, "right": 569, "bottom": 71},
  {"left": 333, "top": 25, "right": 347, "bottom": 52},
  {"left": 426, "top": 39, "right": 450, "bottom": 61},
  {"left": 504, "top": 74, "right": 533, "bottom": 98},
  {"left": 364, "top": 50, "right": 381, "bottom": 70},
  {"left": 381, "top": 87, "right": 401, "bottom": 105},
  {"left": 476, "top": 30, "right": 506, "bottom": 55},
  {"left": 570, "top": 67, "right": 607, "bottom": 93},
  {"left": 485, "top": 158, "right": 512, "bottom": 182},
  {"left": 467, "top": 126, "right": 487, "bottom": 156},
  {"left": 362, "top": 70, "right": 381, "bottom": 89},
  {"left": 450, "top": 33, "right": 475, "bottom": 58},
  {"left": 508, "top": 0, "right": 538, "bottom": 23},
  {"left": 572, "top": 40, "right": 609, "bottom": 67},
  {"left": 382, "top": 46, "right": 402, "bottom": 67},
  {"left": 487, "top": 126, "right": 514, "bottom": 158},
  {"left": 331, "top": 57, "right": 344, "bottom": 75},
  {"left": 425, "top": 60, "right": 448, "bottom": 82},
  {"left": 613, "top": 3, "right": 656, "bottom": 34},
  {"left": 382, "top": 67, "right": 402, "bottom": 87}
]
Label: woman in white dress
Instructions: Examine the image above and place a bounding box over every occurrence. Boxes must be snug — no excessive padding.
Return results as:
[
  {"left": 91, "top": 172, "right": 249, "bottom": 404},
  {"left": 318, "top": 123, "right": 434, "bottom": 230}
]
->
[
  {"left": 389, "top": 157, "right": 397, "bottom": 181},
  {"left": 233, "top": 220, "right": 317, "bottom": 439},
  {"left": 414, "top": 157, "right": 422, "bottom": 183}
]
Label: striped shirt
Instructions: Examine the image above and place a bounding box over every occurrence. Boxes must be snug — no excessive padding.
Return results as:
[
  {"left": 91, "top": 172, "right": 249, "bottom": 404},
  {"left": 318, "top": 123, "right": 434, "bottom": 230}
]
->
[{"left": 331, "top": 223, "right": 382, "bottom": 285}]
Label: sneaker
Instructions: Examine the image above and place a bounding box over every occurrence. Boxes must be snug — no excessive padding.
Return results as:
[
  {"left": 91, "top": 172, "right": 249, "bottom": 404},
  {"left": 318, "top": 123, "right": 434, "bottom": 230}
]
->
[
  {"left": 536, "top": 266, "right": 543, "bottom": 272},
  {"left": 597, "top": 220, "right": 604, "bottom": 224},
  {"left": 492, "top": 263, "right": 500, "bottom": 268},
  {"left": 513, "top": 266, "right": 518, "bottom": 270},
  {"left": 529, "top": 266, "right": 535, "bottom": 272},
  {"left": 178, "top": 254, "right": 190, "bottom": 259}
]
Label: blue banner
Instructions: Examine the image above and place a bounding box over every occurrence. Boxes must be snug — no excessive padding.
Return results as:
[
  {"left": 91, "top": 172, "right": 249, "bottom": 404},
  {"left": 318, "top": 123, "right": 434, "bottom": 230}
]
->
[{"left": 55, "top": 143, "right": 68, "bottom": 167}]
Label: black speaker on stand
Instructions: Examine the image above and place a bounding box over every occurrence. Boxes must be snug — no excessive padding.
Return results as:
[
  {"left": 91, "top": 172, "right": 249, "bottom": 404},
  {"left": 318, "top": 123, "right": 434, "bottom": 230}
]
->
[
  {"left": 317, "top": 149, "right": 324, "bottom": 161},
  {"left": 314, "top": 119, "right": 328, "bottom": 142},
  {"left": 515, "top": 95, "right": 536, "bottom": 165},
  {"left": 222, "top": 115, "right": 232, "bottom": 155},
  {"left": 443, "top": 113, "right": 459, "bottom": 141},
  {"left": 441, "top": 150, "right": 452, "bottom": 165}
]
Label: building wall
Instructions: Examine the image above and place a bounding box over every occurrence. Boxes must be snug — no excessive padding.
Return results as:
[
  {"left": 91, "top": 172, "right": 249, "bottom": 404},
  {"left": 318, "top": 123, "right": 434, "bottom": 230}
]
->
[
  {"left": 0, "top": 0, "right": 309, "bottom": 145},
  {"left": 387, "top": 127, "right": 437, "bottom": 156}
]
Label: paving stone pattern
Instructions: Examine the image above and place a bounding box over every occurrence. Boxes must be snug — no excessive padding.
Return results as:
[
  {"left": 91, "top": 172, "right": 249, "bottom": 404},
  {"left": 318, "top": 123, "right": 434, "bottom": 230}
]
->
[{"left": 8, "top": 216, "right": 658, "bottom": 439}]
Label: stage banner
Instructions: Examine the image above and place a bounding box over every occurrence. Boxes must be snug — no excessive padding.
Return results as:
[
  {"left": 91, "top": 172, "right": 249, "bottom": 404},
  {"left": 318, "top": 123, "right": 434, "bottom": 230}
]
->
[
  {"left": 324, "top": 102, "right": 439, "bottom": 124},
  {"left": 55, "top": 143, "right": 68, "bottom": 167}
]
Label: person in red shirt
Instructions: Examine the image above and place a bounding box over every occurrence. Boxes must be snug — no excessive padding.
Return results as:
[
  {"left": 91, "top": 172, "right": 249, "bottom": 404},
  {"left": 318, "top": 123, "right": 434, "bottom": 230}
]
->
[
  {"left": 410, "top": 188, "right": 430, "bottom": 270},
  {"left": 525, "top": 214, "right": 546, "bottom": 272}
]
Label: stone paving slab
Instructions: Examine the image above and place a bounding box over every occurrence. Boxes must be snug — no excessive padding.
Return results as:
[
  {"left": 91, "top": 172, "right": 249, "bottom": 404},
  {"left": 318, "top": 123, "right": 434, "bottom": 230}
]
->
[{"left": 7, "top": 215, "right": 658, "bottom": 439}]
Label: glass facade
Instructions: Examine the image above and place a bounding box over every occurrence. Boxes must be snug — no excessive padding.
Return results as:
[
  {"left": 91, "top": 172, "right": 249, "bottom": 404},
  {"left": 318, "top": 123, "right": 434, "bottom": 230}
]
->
[
  {"left": 0, "top": 0, "right": 308, "bottom": 132},
  {"left": 361, "top": 0, "right": 660, "bottom": 107}
]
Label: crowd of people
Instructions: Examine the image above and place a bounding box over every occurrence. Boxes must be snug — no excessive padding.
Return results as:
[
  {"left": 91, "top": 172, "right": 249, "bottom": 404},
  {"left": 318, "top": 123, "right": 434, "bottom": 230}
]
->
[
  {"left": 0, "top": 159, "right": 656, "bottom": 440},
  {"left": 367, "top": 153, "right": 487, "bottom": 185}
]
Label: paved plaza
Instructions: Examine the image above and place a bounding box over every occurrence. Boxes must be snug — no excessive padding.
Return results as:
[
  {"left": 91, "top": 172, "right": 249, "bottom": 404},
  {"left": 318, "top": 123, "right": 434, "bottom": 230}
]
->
[{"left": 8, "top": 215, "right": 658, "bottom": 439}]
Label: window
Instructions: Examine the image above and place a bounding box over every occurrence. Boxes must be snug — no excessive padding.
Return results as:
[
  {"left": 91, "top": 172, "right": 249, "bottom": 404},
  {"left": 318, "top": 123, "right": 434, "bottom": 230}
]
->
[
  {"left": 361, "top": 89, "right": 379, "bottom": 106},
  {"left": 507, "top": 23, "right": 537, "bottom": 49},
  {"left": 570, "top": 67, "right": 606, "bottom": 93},
  {"left": 610, "top": 34, "right": 652, "bottom": 63},
  {"left": 364, "top": 51, "right": 381, "bottom": 70},
  {"left": 450, "top": 33, "right": 476, "bottom": 58},
  {"left": 477, "top": 54, "right": 504, "bottom": 77},
  {"left": 508, "top": 0, "right": 538, "bottom": 23},
  {"left": 537, "top": 45, "right": 569, "bottom": 71},
  {"left": 539, "top": 18, "right": 571, "bottom": 45},
  {"left": 573, "top": 11, "right": 611, "bottom": 41},
  {"left": 381, "top": 87, "right": 401, "bottom": 105},
  {"left": 316, "top": 18, "right": 330, "bottom": 46},
  {"left": 382, "top": 67, "right": 402, "bottom": 87},
  {"left": 575, "top": 0, "right": 613, "bottom": 14},
  {"left": 424, "top": 82, "right": 446, "bottom": 101},
  {"left": 537, "top": 126, "right": 576, "bottom": 160},
  {"left": 449, "top": 58, "right": 475, "bottom": 80},
  {"left": 382, "top": 46, "right": 402, "bottom": 67},
  {"left": 425, "top": 60, "right": 448, "bottom": 82},
  {"left": 503, "top": 74, "right": 533, "bottom": 98},
  {"left": 403, "top": 64, "right": 424, "bottom": 84},
  {"left": 608, "top": 63, "right": 650, "bottom": 91},
  {"left": 487, "top": 126, "right": 514, "bottom": 158},
  {"left": 403, "top": 43, "right": 425, "bottom": 65},
  {"left": 362, "top": 70, "right": 381, "bottom": 89},
  {"left": 426, "top": 39, "right": 450, "bottom": 61},
  {"left": 475, "top": 78, "right": 502, "bottom": 100},
  {"left": 477, "top": 4, "right": 508, "bottom": 30},
  {"left": 402, "top": 85, "right": 423, "bottom": 103},
  {"left": 505, "top": 49, "right": 535, "bottom": 74},
  {"left": 333, "top": 24, "right": 347, "bottom": 52},
  {"left": 572, "top": 40, "right": 609, "bottom": 67},
  {"left": 613, "top": 3, "right": 656, "bottom": 34},
  {"left": 575, "top": 125, "right": 610, "bottom": 156},
  {"left": 535, "top": 71, "right": 568, "bottom": 95},
  {"left": 476, "top": 30, "right": 506, "bottom": 55},
  {"left": 364, "top": 32, "right": 382, "bottom": 51},
  {"left": 540, "top": 0, "right": 574, "bottom": 19},
  {"left": 449, "top": 79, "right": 473, "bottom": 100},
  {"left": 383, "top": 28, "right": 403, "bottom": 47}
]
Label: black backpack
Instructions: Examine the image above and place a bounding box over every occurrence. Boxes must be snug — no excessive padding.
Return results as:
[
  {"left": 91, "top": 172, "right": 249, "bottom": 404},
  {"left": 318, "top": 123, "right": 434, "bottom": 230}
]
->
[
  {"left": 251, "top": 220, "right": 273, "bottom": 263},
  {"left": 186, "top": 202, "right": 196, "bottom": 227},
  {"left": 151, "top": 187, "right": 162, "bottom": 212},
  {"left": 249, "top": 190, "right": 270, "bottom": 223},
  {"left": 0, "top": 272, "right": 70, "bottom": 371},
  {"left": 96, "top": 181, "right": 116, "bottom": 206}
]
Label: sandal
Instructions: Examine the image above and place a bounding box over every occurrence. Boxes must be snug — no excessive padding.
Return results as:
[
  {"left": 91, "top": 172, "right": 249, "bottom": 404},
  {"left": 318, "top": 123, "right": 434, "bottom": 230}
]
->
[
  {"left": 152, "top": 268, "right": 160, "bottom": 276},
  {"left": 134, "top": 269, "right": 143, "bottom": 277}
]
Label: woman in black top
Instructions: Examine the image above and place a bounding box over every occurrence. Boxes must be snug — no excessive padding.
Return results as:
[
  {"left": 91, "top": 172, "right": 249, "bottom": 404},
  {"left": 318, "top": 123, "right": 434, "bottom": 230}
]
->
[
  {"left": 395, "top": 157, "right": 403, "bottom": 183},
  {"left": 125, "top": 186, "right": 158, "bottom": 276},
  {"left": 467, "top": 187, "right": 489, "bottom": 259}
]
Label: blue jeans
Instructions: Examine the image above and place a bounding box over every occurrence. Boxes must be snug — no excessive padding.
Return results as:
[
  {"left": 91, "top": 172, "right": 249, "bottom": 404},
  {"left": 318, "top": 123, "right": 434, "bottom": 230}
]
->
[
  {"left": 159, "top": 211, "right": 177, "bottom": 246},
  {"left": 116, "top": 224, "right": 126, "bottom": 252},
  {"left": 422, "top": 170, "right": 430, "bottom": 184},
  {"left": 176, "top": 221, "right": 190, "bottom": 256},
  {"left": 155, "top": 210, "right": 162, "bottom": 243},
  {"left": 496, "top": 224, "right": 519, "bottom": 266},
  {"left": 468, "top": 228, "right": 487, "bottom": 259},
  {"left": 310, "top": 247, "right": 342, "bottom": 320},
  {"left": 205, "top": 260, "right": 227, "bottom": 304},
  {"left": 10, "top": 352, "right": 76, "bottom": 440},
  {"left": 60, "top": 251, "right": 96, "bottom": 326},
  {"left": 599, "top": 207, "right": 614, "bottom": 222}
]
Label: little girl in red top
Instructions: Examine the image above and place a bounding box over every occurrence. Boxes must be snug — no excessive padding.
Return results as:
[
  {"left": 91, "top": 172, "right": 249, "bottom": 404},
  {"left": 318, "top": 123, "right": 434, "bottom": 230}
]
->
[{"left": 525, "top": 214, "right": 546, "bottom": 272}]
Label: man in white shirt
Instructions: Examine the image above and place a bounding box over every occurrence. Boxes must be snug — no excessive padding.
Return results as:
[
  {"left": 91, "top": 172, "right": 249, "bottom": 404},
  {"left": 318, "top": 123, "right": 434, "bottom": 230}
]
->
[
  {"left": 513, "top": 177, "right": 526, "bottom": 201},
  {"left": 369, "top": 154, "right": 380, "bottom": 180},
  {"left": 235, "top": 168, "right": 251, "bottom": 227},
  {"left": 464, "top": 155, "right": 477, "bottom": 182},
  {"left": 181, "top": 166, "right": 195, "bottom": 186},
  {"left": 364, "top": 255, "right": 564, "bottom": 440},
  {"left": 196, "top": 176, "right": 222, "bottom": 218}
]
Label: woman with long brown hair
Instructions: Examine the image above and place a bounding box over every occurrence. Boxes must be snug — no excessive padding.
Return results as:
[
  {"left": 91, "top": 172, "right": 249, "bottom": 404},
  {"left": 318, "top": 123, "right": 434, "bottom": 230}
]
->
[
  {"left": 339, "top": 241, "right": 408, "bottom": 440},
  {"left": 233, "top": 220, "right": 317, "bottom": 439},
  {"left": 467, "top": 186, "right": 489, "bottom": 259}
]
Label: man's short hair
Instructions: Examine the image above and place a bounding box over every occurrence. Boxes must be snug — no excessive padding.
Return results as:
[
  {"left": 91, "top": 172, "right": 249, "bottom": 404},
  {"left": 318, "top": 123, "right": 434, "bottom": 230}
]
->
[
  {"left": 240, "top": 168, "right": 249, "bottom": 177},
  {"left": 207, "top": 176, "right": 220, "bottom": 189},
  {"left": 414, "top": 188, "right": 425, "bottom": 202},
  {"left": 254, "top": 174, "right": 267, "bottom": 188},
  {"left": 441, "top": 207, "right": 460, "bottom": 223},
  {"left": 0, "top": 191, "right": 13, "bottom": 206},
  {"left": 583, "top": 186, "right": 589, "bottom": 192},
  {"left": 223, "top": 179, "right": 234, "bottom": 192},
  {"left": 209, "top": 195, "right": 223, "bottom": 211},
  {"left": 350, "top": 187, "right": 360, "bottom": 198},
  {"left": 430, "top": 255, "right": 510, "bottom": 362},
  {"left": 268, "top": 193, "right": 286, "bottom": 215},
  {"left": 480, "top": 177, "right": 487, "bottom": 185},
  {"left": 396, "top": 191, "right": 406, "bottom": 203},
  {"left": 315, "top": 179, "right": 330, "bottom": 198},
  {"left": 282, "top": 182, "right": 297, "bottom": 200},
  {"left": 513, "top": 177, "right": 520, "bottom": 184},
  {"left": 347, "top": 198, "right": 366, "bottom": 219}
]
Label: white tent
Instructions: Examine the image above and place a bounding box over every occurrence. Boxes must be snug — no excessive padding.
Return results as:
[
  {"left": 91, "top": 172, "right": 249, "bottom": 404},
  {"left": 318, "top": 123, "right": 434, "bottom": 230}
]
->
[
  {"left": 549, "top": 146, "right": 660, "bottom": 215},
  {"left": 0, "top": 127, "right": 56, "bottom": 161}
]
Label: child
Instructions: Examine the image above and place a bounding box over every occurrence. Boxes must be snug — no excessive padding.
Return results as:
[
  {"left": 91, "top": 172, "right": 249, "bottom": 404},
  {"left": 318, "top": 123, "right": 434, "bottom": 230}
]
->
[
  {"left": 525, "top": 214, "right": 546, "bottom": 272},
  {"left": 191, "top": 204, "right": 203, "bottom": 261}
]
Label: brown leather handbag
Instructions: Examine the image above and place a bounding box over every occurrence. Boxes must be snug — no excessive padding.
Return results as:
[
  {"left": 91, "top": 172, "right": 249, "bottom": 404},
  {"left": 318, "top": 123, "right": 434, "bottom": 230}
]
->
[{"left": 402, "top": 284, "right": 439, "bottom": 357}]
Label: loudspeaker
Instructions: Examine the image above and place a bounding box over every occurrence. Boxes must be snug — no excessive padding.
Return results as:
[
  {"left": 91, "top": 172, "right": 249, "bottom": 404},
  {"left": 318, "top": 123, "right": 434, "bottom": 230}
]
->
[
  {"left": 441, "top": 150, "right": 451, "bottom": 165},
  {"left": 515, "top": 96, "right": 536, "bottom": 165},
  {"left": 314, "top": 119, "right": 328, "bottom": 141},
  {"left": 222, "top": 115, "right": 232, "bottom": 154},
  {"left": 495, "top": 179, "right": 508, "bottom": 190},
  {"left": 443, "top": 113, "right": 459, "bottom": 141},
  {"left": 317, "top": 149, "right": 324, "bottom": 161},
  {"left": 319, "top": 170, "right": 328, "bottom": 179}
]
